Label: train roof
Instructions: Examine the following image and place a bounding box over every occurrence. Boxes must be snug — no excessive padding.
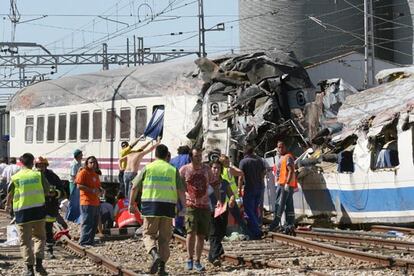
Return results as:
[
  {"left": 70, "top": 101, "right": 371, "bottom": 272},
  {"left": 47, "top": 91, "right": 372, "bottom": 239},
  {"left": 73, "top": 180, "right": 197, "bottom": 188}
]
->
[
  {"left": 8, "top": 58, "right": 203, "bottom": 111},
  {"left": 337, "top": 68, "right": 414, "bottom": 136}
]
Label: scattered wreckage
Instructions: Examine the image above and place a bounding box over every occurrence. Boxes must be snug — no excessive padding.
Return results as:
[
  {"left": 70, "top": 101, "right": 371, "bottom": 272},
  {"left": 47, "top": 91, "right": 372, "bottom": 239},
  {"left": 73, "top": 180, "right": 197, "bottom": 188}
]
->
[{"left": 192, "top": 51, "right": 414, "bottom": 224}]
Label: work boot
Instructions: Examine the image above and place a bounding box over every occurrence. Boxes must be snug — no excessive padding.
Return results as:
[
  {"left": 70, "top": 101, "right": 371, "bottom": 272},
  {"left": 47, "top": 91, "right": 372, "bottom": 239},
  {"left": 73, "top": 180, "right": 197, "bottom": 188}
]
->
[
  {"left": 23, "top": 265, "right": 34, "bottom": 276},
  {"left": 149, "top": 248, "right": 161, "bottom": 274},
  {"left": 35, "top": 258, "right": 48, "bottom": 276},
  {"left": 158, "top": 261, "right": 168, "bottom": 276}
]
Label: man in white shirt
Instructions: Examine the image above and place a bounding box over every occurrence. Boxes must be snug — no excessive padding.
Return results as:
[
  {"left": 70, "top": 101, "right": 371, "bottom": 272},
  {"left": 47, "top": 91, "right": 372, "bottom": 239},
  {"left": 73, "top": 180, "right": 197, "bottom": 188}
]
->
[{"left": 2, "top": 157, "right": 20, "bottom": 188}]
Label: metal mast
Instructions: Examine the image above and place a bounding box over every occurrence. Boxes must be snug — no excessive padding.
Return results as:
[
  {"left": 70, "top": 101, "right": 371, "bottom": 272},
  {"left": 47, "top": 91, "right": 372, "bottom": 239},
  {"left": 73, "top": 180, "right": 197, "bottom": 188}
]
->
[
  {"left": 198, "top": 0, "right": 206, "bottom": 57},
  {"left": 8, "top": 0, "right": 21, "bottom": 42},
  {"left": 364, "top": 0, "right": 375, "bottom": 89}
]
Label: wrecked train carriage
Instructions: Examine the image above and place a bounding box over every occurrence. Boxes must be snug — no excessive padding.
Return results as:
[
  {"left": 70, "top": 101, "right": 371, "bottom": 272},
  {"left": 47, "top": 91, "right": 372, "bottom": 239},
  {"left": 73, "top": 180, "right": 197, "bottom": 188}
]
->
[
  {"left": 295, "top": 69, "right": 414, "bottom": 224},
  {"left": 191, "top": 51, "right": 316, "bottom": 159}
]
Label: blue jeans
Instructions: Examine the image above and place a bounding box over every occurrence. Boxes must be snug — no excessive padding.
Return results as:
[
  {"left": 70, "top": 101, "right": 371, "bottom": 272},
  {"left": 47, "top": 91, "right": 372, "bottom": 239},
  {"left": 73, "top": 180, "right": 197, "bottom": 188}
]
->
[
  {"left": 79, "top": 205, "right": 99, "bottom": 246},
  {"left": 243, "top": 188, "right": 263, "bottom": 239},
  {"left": 123, "top": 172, "right": 137, "bottom": 199},
  {"left": 271, "top": 185, "right": 295, "bottom": 228}
]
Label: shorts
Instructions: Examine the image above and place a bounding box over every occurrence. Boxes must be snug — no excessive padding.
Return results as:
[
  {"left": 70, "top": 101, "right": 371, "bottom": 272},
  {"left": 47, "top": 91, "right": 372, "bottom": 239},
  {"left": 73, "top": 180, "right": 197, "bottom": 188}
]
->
[{"left": 185, "top": 207, "right": 211, "bottom": 236}]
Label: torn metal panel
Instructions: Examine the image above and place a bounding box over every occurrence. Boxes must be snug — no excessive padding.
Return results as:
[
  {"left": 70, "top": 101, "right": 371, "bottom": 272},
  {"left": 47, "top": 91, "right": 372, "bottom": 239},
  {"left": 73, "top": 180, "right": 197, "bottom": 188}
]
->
[
  {"left": 337, "top": 76, "right": 414, "bottom": 129},
  {"left": 192, "top": 51, "right": 316, "bottom": 157}
]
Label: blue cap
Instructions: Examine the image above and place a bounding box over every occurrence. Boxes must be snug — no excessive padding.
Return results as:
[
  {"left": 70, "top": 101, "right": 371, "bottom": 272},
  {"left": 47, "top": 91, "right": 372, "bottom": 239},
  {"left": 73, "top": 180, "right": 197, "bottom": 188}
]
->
[{"left": 73, "top": 149, "right": 83, "bottom": 158}]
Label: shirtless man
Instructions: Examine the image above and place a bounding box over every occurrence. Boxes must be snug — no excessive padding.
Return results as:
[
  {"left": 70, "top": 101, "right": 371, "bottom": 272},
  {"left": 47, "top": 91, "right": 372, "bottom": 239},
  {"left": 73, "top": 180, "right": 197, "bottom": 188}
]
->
[{"left": 121, "top": 139, "right": 160, "bottom": 198}]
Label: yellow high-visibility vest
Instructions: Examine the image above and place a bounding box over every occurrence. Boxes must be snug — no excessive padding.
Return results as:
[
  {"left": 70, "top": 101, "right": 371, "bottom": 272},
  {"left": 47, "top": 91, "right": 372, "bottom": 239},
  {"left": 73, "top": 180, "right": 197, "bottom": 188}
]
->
[
  {"left": 142, "top": 160, "right": 177, "bottom": 218},
  {"left": 221, "top": 168, "right": 239, "bottom": 200},
  {"left": 12, "top": 168, "right": 45, "bottom": 212}
]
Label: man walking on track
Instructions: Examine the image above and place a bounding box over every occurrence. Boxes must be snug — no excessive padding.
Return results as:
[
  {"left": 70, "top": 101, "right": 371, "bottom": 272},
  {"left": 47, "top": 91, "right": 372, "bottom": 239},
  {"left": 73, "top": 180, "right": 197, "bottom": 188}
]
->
[
  {"left": 129, "top": 144, "right": 186, "bottom": 276},
  {"left": 6, "top": 153, "right": 49, "bottom": 276}
]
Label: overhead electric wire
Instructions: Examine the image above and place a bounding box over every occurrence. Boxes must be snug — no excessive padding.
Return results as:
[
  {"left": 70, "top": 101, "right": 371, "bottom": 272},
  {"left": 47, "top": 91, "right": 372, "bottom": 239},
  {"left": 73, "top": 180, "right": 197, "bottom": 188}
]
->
[
  {"left": 66, "top": 0, "right": 197, "bottom": 54},
  {"left": 343, "top": 0, "right": 414, "bottom": 30}
]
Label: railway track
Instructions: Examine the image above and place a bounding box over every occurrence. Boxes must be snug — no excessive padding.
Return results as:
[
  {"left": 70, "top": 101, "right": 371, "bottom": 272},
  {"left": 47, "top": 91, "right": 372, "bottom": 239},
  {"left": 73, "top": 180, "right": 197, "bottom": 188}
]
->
[
  {"left": 2, "top": 205, "right": 413, "bottom": 275},
  {"left": 370, "top": 225, "right": 414, "bottom": 235},
  {"left": 0, "top": 209, "right": 138, "bottom": 276}
]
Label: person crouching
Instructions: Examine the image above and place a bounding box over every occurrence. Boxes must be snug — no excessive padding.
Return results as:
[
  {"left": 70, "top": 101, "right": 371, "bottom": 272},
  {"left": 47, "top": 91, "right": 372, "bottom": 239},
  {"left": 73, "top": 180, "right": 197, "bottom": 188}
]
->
[{"left": 114, "top": 192, "right": 142, "bottom": 228}]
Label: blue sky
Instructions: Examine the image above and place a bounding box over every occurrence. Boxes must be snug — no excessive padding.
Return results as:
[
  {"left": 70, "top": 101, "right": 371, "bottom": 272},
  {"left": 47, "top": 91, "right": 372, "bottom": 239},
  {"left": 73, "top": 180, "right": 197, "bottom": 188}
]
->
[{"left": 0, "top": 0, "right": 239, "bottom": 93}]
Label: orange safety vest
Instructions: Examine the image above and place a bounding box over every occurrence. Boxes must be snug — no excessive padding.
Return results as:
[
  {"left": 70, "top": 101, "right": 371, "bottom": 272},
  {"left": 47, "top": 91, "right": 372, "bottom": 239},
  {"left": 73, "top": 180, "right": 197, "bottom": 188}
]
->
[
  {"left": 115, "top": 199, "right": 143, "bottom": 228},
  {"left": 278, "top": 153, "right": 297, "bottom": 188}
]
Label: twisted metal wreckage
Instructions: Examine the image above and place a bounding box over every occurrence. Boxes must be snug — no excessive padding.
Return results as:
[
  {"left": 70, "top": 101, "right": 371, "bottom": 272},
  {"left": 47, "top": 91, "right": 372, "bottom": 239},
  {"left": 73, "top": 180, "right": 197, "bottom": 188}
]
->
[
  {"left": 188, "top": 51, "right": 361, "bottom": 162},
  {"left": 188, "top": 51, "right": 414, "bottom": 224}
]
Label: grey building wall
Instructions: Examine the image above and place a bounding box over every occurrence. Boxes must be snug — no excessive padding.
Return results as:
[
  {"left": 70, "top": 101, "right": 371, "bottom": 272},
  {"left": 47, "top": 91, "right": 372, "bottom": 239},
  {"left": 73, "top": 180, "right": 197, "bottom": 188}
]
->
[
  {"left": 239, "top": 0, "right": 363, "bottom": 64},
  {"left": 239, "top": 0, "right": 414, "bottom": 65},
  {"left": 306, "top": 52, "right": 398, "bottom": 90}
]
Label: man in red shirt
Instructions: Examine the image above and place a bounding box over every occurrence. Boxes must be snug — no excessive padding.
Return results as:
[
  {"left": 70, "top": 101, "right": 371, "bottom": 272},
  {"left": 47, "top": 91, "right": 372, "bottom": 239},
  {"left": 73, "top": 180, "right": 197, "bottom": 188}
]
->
[
  {"left": 76, "top": 156, "right": 101, "bottom": 246},
  {"left": 179, "top": 148, "right": 212, "bottom": 272}
]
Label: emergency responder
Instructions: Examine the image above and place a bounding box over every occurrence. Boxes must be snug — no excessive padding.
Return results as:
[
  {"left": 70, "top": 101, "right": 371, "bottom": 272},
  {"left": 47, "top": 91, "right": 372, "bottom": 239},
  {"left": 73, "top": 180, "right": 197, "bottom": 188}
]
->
[
  {"left": 5, "top": 153, "right": 49, "bottom": 276},
  {"left": 269, "top": 141, "right": 297, "bottom": 232},
  {"left": 114, "top": 191, "right": 142, "bottom": 228},
  {"left": 35, "top": 156, "right": 65, "bottom": 259},
  {"left": 219, "top": 154, "right": 251, "bottom": 236},
  {"left": 129, "top": 144, "right": 186, "bottom": 276}
]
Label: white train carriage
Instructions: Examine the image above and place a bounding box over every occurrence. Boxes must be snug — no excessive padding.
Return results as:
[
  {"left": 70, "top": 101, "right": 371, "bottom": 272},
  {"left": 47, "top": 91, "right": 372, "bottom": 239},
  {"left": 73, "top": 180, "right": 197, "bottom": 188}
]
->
[
  {"left": 8, "top": 59, "right": 203, "bottom": 183},
  {"left": 291, "top": 71, "right": 414, "bottom": 224}
]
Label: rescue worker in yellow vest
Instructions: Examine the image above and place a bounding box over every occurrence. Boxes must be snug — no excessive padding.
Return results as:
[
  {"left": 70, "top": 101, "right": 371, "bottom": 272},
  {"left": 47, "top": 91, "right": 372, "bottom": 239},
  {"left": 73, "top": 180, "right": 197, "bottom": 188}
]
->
[
  {"left": 269, "top": 141, "right": 297, "bottom": 232},
  {"left": 129, "top": 144, "right": 186, "bottom": 276},
  {"left": 218, "top": 154, "right": 251, "bottom": 236},
  {"left": 5, "top": 153, "right": 50, "bottom": 276}
]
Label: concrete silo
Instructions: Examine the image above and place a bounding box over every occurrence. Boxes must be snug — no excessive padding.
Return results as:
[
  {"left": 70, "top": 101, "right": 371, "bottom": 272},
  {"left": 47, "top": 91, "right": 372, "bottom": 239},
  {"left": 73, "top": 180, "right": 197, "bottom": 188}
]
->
[{"left": 239, "top": 0, "right": 414, "bottom": 64}]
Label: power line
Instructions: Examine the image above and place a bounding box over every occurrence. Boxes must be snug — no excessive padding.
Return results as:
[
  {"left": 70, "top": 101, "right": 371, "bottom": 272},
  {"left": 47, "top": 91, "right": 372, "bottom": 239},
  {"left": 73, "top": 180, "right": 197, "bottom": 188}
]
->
[
  {"left": 343, "top": 0, "right": 414, "bottom": 30},
  {"left": 67, "top": 0, "right": 198, "bottom": 54}
]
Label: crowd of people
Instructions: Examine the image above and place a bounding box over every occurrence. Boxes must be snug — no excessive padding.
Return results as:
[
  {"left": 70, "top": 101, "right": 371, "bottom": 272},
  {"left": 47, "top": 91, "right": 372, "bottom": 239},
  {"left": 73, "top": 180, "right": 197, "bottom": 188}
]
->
[{"left": 2, "top": 139, "right": 297, "bottom": 276}]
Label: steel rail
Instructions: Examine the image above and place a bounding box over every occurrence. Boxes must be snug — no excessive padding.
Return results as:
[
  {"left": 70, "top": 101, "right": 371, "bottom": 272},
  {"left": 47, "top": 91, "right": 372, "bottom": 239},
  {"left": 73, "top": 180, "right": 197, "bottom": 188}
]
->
[
  {"left": 268, "top": 232, "right": 414, "bottom": 269},
  {"left": 172, "top": 234, "right": 329, "bottom": 276},
  {"left": 295, "top": 230, "right": 414, "bottom": 250},
  {"left": 173, "top": 233, "right": 283, "bottom": 269},
  {"left": 371, "top": 225, "right": 414, "bottom": 235},
  {"left": 62, "top": 239, "right": 138, "bottom": 276}
]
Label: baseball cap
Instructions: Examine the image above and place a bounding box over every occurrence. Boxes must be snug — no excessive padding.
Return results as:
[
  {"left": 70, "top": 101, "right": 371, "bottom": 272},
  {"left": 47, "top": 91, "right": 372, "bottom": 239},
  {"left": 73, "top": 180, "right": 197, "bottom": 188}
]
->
[{"left": 73, "top": 149, "right": 83, "bottom": 158}]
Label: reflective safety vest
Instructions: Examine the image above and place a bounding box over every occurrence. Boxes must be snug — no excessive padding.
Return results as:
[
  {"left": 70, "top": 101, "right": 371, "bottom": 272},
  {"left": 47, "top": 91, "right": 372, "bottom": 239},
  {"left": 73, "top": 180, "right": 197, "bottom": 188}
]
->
[
  {"left": 221, "top": 168, "right": 239, "bottom": 200},
  {"left": 11, "top": 168, "right": 45, "bottom": 223},
  {"left": 278, "top": 153, "right": 298, "bottom": 188},
  {"left": 115, "top": 199, "right": 143, "bottom": 228},
  {"left": 141, "top": 160, "right": 177, "bottom": 218}
]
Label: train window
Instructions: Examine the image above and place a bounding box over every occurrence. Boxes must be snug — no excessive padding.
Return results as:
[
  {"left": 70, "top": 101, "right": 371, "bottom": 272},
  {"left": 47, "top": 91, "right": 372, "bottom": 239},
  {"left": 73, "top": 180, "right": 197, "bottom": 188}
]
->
[
  {"left": 371, "top": 122, "right": 399, "bottom": 170},
  {"left": 80, "top": 112, "right": 89, "bottom": 141},
  {"left": 135, "top": 107, "right": 147, "bottom": 138},
  {"left": 36, "top": 116, "right": 44, "bottom": 143},
  {"left": 47, "top": 115, "right": 55, "bottom": 142},
  {"left": 58, "top": 114, "right": 66, "bottom": 142},
  {"left": 93, "top": 110, "right": 102, "bottom": 140},
  {"left": 10, "top": 116, "right": 15, "bottom": 138},
  {"left": 69, "top": 113, "right": 77, "bottom": 141},
  {"left": 106, "top": 109, "right": 116, "bottom": 141},
  {"left": 120, "top": 108, "right": 131, "bottom": 140},
  {"left": 25, "top": 116, "right": 34, "bottom": 143}
]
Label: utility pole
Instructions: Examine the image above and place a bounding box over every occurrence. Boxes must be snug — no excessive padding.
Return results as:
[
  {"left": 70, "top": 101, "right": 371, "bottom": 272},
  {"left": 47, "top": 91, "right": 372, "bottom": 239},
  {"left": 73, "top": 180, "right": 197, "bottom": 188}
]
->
[
  {"left": 364, "top": 0, "right": 375, "bottom": 89},
  {"left": 102, "top": 43, "right": 109, "bottom": 70},
  {"left": 9, "top": 0, "right": 21, "bottom": 43},
  {"left": 198, "top": 0, "right": 206, "bottom": 57}
]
